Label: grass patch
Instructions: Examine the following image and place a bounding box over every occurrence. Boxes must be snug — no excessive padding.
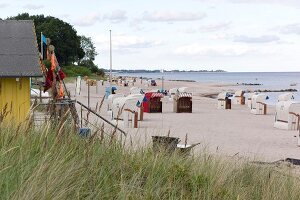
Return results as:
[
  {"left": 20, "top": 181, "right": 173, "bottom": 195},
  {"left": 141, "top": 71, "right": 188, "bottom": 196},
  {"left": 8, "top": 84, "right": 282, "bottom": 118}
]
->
[{"left": 0, "top": 123, "right": 300, "bottom": 199}]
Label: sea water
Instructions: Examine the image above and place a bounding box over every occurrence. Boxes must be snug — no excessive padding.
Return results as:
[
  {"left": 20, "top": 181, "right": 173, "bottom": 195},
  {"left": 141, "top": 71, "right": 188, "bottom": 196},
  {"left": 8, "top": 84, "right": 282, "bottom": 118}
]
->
[{"left": 116, "top": 72, "right": 300, "bottom": 105}]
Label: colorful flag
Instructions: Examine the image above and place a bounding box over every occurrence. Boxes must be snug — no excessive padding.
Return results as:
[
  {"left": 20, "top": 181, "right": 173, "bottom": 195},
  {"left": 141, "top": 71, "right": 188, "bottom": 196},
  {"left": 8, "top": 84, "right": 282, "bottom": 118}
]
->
[
  {"left": 44, "top": 53, "right": 66, "bottom": 92},
  {"left": 58, "top": 81, "right": 64, "bottom": 98},
  {"left": 41, "top": 33, "right": 47, "bottom": 44},
  {"left": 51, "top": 54, "right": 56, "bottom": 70}
]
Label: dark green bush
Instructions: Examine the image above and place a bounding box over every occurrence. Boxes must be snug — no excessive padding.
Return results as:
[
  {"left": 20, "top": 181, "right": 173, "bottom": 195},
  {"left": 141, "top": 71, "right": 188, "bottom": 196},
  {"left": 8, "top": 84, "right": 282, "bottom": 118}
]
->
[{"left": 63, "top": 66, "right": 92, "bottom": 77}]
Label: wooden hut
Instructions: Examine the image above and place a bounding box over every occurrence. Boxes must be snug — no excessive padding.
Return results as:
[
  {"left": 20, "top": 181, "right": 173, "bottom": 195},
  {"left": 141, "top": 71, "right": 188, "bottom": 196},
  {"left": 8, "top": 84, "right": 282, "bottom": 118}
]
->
[
  {"left": 173, "top": 92, "right": 192, "bottom": 113},
  {"left": 0, "top": 20, "right": 42, "bottom": 123},
  {"left": 143, "top": 92, "right": 164, "bottom": 113}
]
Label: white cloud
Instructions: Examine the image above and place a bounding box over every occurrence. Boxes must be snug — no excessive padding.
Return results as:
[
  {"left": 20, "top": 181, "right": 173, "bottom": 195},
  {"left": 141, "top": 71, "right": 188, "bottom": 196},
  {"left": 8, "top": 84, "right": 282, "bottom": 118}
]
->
[
  {"left": 0, "top": 3, "right": 9, "bottom": 8},
  {"left": 196, "top": 0, "right": 300, "bottom": 7},
  {"left": 174, "top": 44, "right": 250, "bottom": 57},
  {"left": 278, "top": 23, "right": 300, "bottom": 35},
  {"left": 74, "top": 10, "right": 127, "bottom": 27},
  {"left": 174, "top": 44, "right": 278, "bottom": 57},
  {"left": 93, "top": 34, "right": 162, "bottom": 51},
  {"left": 73, "top": 12, "right": 102, "bottom": 27},
  {"left": 182, "top": 22, "right": 231, "bottom": 33},
  {"left": 142, "top": 11, "right": 206, "bottom": 22},
  {"left": 23, "top": 4, "right": 44, "bottom": 10},
  {"left": 233, "top": 35, "right": 280, "bottom": 43},
  {"left": 103, "top": 10, "right": 127, "bottom": 23}
]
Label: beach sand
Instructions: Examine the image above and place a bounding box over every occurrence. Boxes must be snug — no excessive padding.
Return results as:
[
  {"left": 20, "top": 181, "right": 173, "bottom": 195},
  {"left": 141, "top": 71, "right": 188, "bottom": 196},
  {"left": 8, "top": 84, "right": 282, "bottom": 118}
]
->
[{"left": 68, "top": 78, "right": 300, "bottom": 162}]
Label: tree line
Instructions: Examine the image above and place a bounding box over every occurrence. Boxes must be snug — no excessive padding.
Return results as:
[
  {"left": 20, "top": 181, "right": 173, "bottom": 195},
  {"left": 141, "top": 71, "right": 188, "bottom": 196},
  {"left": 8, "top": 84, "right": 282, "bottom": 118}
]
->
[{"left": 8, "top": 13, "right": 104, "bottom": 76}]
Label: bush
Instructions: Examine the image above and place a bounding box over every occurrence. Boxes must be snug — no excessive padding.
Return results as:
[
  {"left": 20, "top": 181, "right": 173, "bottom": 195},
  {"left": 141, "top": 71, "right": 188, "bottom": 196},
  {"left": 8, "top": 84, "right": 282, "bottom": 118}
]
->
[
  {"left": 63, "top": 65, "right": 92, "bottom": 77},
  {"left": 80, "top": 60, "right": 105, "bottom": 77}
]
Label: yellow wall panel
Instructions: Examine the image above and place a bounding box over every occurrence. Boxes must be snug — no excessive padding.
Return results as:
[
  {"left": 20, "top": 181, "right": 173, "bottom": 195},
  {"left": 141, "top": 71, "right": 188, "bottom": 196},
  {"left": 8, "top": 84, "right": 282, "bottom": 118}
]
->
[{"left": 0, "top": 78, "right": 30, "bottom": 123}]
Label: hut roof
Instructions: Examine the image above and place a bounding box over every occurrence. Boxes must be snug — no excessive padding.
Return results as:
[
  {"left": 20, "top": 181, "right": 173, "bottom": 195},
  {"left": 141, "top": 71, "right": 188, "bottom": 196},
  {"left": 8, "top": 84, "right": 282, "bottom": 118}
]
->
[{"left": 0, "top": 20, "right": 42, "bottom": 77}]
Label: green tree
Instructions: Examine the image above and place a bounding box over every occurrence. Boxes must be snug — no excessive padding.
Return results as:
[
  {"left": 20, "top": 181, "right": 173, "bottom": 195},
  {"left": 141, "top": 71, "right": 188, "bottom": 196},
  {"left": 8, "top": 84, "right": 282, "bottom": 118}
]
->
[
  {"left": 80, "top": 36, "right": 98, "bottom": 64},
  {"left": 8, "top": 13, "right": 84, "bottom": 66},
  {"left": 79, "top": 36, "right": 104, "bottom": 76}
]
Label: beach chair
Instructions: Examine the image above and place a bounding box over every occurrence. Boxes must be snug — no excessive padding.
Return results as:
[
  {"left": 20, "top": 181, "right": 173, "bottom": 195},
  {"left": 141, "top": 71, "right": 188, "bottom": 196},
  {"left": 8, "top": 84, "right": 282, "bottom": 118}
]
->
[
  {"left": 250, "top": 94, "right": 267, "bottom": 115},
  {"left": 217, "top": 92, "right": 231, "bottom": 110},
  {"left": 233, "top": 90, "right": 245, "bottom": 105},
  {"left": 143, "top": 92, "right": 164, "bottom": 113},
  {"left": 169, "top": 88, "right": 179, "bottom": 101},
  {"left": 112, "top": 94, "right": 144, "bottom": 120},
  {"left": 107, "top": 93, "right": 125, "bottom": 111},
  {"left": 274, "top": 101, "right": 300, "bottom": 130},
  {"left": 246, "top": 93, "right": 256, "bottom": 109},
  {"left": 277, "top": 93, "right": 294, "bottom": 102},
  {"left": 173, "top": 92, "right": 192, "bottom": 113}
]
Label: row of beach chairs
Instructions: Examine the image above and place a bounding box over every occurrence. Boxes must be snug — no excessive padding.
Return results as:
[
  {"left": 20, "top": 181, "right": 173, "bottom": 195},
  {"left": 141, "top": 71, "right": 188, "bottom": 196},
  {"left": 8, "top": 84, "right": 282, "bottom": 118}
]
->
[{"left": 218, "top": 90, "right": 300, "bottom": 131}]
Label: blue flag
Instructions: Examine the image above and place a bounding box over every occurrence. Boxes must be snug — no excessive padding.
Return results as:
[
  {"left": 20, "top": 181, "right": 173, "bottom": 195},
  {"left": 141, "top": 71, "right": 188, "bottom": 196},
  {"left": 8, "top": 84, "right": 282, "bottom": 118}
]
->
[{"left": 41, "top": 33, "right": 47, "bottom": 44}]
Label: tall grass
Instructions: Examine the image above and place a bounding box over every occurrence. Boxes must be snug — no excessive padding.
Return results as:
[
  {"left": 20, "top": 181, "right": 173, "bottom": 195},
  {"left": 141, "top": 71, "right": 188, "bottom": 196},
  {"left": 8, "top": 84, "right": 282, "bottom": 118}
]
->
[{"left": 0, "top": 123, "right": 300, "bottom": 199}]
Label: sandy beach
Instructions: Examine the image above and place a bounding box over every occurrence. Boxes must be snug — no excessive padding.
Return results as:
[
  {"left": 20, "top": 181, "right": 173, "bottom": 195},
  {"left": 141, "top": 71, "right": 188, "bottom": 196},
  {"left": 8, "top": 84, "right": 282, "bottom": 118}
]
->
[{"left": 68, "top": 78, "right": 300, "bottom": 162}]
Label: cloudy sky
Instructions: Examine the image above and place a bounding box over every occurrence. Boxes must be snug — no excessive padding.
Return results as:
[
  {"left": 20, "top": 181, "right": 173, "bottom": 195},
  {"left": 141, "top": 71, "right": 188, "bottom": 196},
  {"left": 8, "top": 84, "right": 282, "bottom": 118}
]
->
[{"left": 1, "top": 0, "right": 300, "bottom": 72}]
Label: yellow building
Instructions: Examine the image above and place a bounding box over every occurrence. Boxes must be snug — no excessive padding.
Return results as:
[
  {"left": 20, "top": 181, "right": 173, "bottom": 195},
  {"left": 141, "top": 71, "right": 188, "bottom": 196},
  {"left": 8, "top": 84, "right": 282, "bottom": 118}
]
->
[{"left": 0, "top": 20, "right": 42, "bottom": 123}]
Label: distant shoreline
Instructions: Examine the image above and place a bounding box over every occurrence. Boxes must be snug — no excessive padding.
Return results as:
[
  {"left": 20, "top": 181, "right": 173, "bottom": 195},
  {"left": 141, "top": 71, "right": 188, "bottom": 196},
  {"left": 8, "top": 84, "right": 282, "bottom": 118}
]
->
[{"left": 107, "top": 70, "right": 226, "bottom": 73}]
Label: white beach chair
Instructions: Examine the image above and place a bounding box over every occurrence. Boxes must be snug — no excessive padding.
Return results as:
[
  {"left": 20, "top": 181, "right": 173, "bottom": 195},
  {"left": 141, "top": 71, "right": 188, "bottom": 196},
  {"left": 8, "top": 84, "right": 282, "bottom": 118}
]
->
[
  {"left": 107, "top": 93, "right": 125, "bottom": 111},
  {"left": 217, "top": 92, "right": 231, "bottom": 110},
  {"left": 274, "top": 101, "right": 300, "bottom": 130},
  {"left": 250, "top": 94, "right": 267, "bottom": 115},
  {"left": 233, "top": 90, "right": 245, "bottom": 105},
  {"left": 277, "top": 93, "right": 294, "bottom": 102},
  {"left": 111, "top": 94, "right": 144, "bottom": 120},
  {"left": 246, "top": 93, "right": 256, "bottom": 109},
  {"left": 169, "top": 88, "right": 179, "bottom": 101}
]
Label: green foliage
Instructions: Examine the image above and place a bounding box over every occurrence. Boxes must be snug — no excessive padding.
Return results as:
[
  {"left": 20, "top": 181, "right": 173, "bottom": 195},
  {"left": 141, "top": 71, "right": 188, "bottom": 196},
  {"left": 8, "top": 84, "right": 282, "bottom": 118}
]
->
[
  {"left": 63, "top": 66, "right": 92, "bottom": 77},
  {"left": 1, "top": 123, "right": 300, "bottom": 199},
  {"left": 80, "top": 36, "right": 97, "bottom": 63},
  {"left": 79, "top": 60, "right": 105, "bottom": 76},
  {"left": 8, "top": 13, "right": 84, "bottom": 66}
]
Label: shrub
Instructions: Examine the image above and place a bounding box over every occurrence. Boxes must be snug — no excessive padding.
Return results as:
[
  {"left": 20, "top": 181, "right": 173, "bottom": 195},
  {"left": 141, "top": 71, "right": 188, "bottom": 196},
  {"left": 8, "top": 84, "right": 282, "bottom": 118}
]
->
[{"left": 63, "top": 65, "right": 92, "bottom": 77}]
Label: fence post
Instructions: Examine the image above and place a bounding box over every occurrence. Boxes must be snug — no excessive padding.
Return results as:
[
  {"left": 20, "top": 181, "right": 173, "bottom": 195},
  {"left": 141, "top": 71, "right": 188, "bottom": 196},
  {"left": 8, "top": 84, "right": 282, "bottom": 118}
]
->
[{"left": 134, "top": 112, "right": 138, "bottom": 128}]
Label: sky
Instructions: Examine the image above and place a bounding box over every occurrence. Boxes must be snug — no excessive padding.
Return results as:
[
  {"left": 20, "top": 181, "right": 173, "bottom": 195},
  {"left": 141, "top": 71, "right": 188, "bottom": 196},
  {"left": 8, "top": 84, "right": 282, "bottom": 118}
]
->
[{"left": 1, "top": 0, "right": 300, "bottom": 72}]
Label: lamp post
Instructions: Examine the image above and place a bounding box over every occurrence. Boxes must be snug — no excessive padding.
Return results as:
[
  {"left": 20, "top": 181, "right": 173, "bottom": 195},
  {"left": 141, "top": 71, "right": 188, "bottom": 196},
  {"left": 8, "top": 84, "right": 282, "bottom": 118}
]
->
[
  {"left": 161, "top": 69, "right": 164, "bottom": 92},
  {"left": 109, "top": 30, "right": 112, "bottom": 94}
]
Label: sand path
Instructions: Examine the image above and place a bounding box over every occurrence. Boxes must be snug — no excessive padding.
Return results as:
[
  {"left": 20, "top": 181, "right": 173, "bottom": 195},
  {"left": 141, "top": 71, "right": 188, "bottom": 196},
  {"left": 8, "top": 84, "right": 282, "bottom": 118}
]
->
[{"left": 67, "top": 79, "right": 300, "bottom": 162}]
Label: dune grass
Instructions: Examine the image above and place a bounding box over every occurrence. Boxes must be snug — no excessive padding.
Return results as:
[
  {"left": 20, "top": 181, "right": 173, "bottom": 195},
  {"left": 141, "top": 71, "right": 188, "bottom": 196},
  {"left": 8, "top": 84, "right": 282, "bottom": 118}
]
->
[{"left": 1, "top": 123, "right": 300, "bottom": 199}]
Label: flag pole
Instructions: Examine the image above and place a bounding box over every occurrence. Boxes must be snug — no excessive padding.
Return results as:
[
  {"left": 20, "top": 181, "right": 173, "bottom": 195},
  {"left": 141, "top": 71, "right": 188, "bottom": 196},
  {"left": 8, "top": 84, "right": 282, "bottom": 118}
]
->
[
  {"left": 41, "top": 32, "right": 43, "bottom": 59},
  {"left": 109, "top": 30, "right": 112, "bottom": 94}
]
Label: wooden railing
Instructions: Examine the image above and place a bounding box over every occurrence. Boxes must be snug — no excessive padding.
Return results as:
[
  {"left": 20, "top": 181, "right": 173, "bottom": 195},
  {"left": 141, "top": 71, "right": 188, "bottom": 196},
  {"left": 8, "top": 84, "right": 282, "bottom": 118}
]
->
[{"left": 76, "top": 101, "right": 127, "bottom": 136}]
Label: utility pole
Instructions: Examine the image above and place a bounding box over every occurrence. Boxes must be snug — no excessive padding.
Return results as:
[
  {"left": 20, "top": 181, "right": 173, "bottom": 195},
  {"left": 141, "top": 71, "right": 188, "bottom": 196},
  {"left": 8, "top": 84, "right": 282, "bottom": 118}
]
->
[{"left": 109, "top": 30, "right": 112, "bottom": 94}]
